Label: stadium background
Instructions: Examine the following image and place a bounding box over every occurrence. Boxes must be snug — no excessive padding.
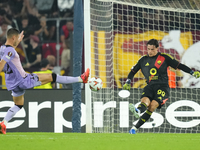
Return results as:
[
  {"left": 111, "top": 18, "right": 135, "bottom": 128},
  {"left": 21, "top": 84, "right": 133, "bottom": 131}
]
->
[
  {"left": 0, "top": 0, "right": 200, "bottom": 89},
  {"left": 0, "top": 0, "right": 200, "bottom": 134}
]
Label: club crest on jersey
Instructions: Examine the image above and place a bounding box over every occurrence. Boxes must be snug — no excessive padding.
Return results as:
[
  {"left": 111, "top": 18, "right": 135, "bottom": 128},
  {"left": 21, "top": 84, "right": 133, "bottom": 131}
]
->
[{"left": 157, "top": 60, "right": 161, "bottom": 65}]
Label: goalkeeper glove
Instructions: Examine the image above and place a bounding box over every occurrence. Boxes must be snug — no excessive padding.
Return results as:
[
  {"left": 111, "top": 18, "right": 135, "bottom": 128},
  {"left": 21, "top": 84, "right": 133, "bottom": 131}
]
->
[
  {"left": 123, "top": 79, "right": 131, "bottom": 90},
  {"left": 193, "top": 71, "right": 200, "bottom": 78}
]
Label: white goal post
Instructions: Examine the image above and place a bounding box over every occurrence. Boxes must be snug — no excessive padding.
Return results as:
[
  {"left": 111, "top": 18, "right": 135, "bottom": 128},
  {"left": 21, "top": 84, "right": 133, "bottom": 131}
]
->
[
  {"left": 84, "top": 0, "right": 200, "bottom": 133},
  {"left": 84, "top": 0, "right": 92, "bottom": 133}
]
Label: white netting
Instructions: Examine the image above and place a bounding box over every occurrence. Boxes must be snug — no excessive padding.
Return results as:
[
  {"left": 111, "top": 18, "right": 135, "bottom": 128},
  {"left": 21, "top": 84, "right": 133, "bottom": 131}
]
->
[
  {"left": 98, "top": 0, "right": 200, "bottom": 11},
  {"left": 90, "top": 0, "right": 200, "bottom": 133}
]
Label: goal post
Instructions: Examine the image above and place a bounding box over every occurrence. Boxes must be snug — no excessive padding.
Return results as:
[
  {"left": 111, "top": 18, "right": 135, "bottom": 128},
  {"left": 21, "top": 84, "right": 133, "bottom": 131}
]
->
[
  {"left": 84, "top": 0, "right": 92, "bottom": 133},
  {"left": 85, "top": 0, "right": 200, "bottom": 133}
]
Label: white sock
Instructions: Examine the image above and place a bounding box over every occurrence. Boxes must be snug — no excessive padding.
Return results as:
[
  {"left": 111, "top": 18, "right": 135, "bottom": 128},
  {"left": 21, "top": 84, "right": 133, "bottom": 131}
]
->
[
  {"left": 2, "top": 120, "right": 8, "bottom": 126},
  {"left": 3, "top": 105, "right": 21, "bottom": 126},
  {"left": 56, "top": 75, "right": 80, "bottom": 84},
  {"left": 78, "top": 76, "right": 83, "bottom": 82}
]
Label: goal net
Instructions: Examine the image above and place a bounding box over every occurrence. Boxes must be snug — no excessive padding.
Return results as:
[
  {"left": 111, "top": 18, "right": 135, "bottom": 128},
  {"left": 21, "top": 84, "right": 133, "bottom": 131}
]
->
[{"left": 87, "top": 0, "right": 200, "bottom": 133}]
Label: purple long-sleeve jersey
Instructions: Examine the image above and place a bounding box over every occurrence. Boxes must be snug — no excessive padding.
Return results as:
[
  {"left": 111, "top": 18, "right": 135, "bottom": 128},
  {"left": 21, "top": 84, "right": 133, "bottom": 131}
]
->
[{"left": 0, "top": 45, "right": 28, "bottom": 90}]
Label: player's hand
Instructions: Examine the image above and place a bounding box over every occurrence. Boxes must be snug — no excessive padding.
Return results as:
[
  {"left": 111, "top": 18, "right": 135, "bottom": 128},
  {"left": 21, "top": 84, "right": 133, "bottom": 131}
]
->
[
  {"left": 193, "top": 71, "right": 200, "bottom": 78},
  {"left": 123, "top": 83, "right": 131, "bottom": 90},
  {"left": 18, "top": 31, "right": 24, "bottom": 43}
]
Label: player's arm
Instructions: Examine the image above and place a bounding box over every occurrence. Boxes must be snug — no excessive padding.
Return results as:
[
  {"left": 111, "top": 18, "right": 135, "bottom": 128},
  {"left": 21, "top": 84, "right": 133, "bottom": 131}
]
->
[
  {"left": 123, "top": 59, "right": 141, "bottom": 90},
  {"left": 177, "top": 63, "right": 200, "bottom": 78},
  {"left": 13, "top": 31, "right": 24, "bottom": 49},
  {"left": 163, "top": 53, "right": 200, "bottom": 78},
  {"left": 127, "top": 63, "right": 141, "bottom": 80},
  {"left": 1, "top": 48, "right": 16, "bottom": 73},
  {"left": 0, "top": 59, "right": 7, "bottom": 73}
]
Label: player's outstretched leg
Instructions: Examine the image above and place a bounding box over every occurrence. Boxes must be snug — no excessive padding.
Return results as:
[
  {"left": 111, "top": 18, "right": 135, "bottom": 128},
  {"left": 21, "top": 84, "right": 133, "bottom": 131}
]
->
[
  {"left": 80, "top": 68, "right": 90, "bottom": 83},
  {"left": 129, "top": 125, "right": 137, "bottom": 134},
  {"left": 0, "top": 121, "right": 6, "bottom": 134},
  {"left": 129, "top": 103, "right": 140, "bottom": 118},
  {"left": 53, "top": 68, "right": 90, "bottom": 84},
  {"left": 37, "top": 68, "right": 90, "bottom": 85}
]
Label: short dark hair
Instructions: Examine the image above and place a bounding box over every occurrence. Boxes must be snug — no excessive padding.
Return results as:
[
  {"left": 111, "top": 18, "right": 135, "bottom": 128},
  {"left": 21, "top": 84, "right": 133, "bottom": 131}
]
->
[
  {"left": 146, "top": 39, "right": 159, "bottom": 48},
  {"left": 21, "top": 15, "right": 29, "bottom": 20},
  {"left": 0, "top": 9, "right": 6, "bottom": 16},
  {"left": 66, "top": 20, "right": 73, "bottom": 24},
  {"left": 7, "top": 28, "right": 20, "bottom": 38},
  {"left": 1, "top": 22, "right": 8, "bottom": 25},
  {"left": 40, "top": 58, "right": 49, "bottom": 68}
]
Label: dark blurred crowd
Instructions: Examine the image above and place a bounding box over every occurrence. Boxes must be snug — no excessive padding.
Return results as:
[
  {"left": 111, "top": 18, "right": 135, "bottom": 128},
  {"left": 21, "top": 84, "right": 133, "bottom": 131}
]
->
[
  {"left": 1, "top": 1, "right": 200, "bottom": 73},
  {"left": 113, "top": 4, "right": 200, "bottom": 33},
  {"left": 0, "top": 0, "right": 73, "bottom": 73}
]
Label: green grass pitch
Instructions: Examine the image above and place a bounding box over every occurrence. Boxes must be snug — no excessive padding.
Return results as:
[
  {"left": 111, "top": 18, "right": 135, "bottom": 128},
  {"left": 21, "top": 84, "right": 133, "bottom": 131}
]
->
[{"left": 0, "top": 133, "right": 199, "bottom": 150}]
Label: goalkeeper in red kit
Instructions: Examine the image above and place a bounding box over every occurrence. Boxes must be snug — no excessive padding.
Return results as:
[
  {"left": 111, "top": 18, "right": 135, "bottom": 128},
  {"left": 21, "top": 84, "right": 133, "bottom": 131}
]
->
[{"left": 123, "top": 39, "right": 200, "bottom": 134}]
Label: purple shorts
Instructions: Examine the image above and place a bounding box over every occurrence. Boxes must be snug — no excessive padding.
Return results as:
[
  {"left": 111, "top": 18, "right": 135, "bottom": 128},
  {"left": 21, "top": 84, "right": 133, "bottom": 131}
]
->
[{"left": 11, "top": 73, "right": 41, "bottom": 97}]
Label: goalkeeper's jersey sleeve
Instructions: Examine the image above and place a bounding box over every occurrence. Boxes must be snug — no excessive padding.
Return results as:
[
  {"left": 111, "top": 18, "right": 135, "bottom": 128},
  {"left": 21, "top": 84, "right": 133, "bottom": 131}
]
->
[
  {"left": 127, "top": 55, "right": 144, "bottom": 79},
  {"left": 134, "top": 52, "right": 179, "bottom": 85}
]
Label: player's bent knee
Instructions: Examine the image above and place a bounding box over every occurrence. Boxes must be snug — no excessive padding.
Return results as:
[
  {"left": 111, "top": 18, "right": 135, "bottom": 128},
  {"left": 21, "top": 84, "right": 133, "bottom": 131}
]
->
[
  {"left": 141, "top": 97, "right": 151, "bottom": 106},
  {"left": 15, "top": 104, "right": 23, "bottom": 109},
  {"left": 148, "top": 106, "right": 156, "bottom": 112},
  {"left": 148, "top": 101, "right": 159, "bottom": 112},
  {"left": 52, "top": 73, "right": 57, "bottom": 83}
]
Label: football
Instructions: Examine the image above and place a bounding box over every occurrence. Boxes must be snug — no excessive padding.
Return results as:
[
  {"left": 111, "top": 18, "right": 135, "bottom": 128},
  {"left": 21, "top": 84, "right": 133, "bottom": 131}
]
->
[{"left": 88, "top": 77, "right": 103, "bottom": 91}]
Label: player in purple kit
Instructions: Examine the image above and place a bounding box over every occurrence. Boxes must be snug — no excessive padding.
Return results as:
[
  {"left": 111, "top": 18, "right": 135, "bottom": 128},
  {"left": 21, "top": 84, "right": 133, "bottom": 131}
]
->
[{"left": 0, "top": 28, "right": 90, "bottom": 134}]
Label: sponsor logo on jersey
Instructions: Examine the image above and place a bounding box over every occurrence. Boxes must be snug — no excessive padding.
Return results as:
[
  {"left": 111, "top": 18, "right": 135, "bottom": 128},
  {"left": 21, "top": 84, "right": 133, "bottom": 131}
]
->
[{"left": 145, "top": 62, "right": 149, "bottom": 66}]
